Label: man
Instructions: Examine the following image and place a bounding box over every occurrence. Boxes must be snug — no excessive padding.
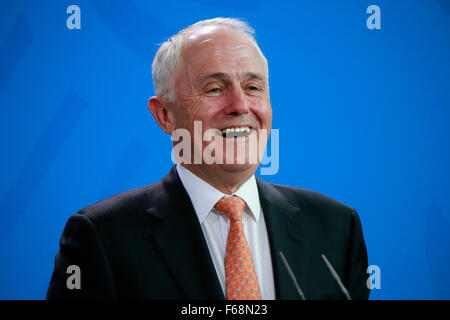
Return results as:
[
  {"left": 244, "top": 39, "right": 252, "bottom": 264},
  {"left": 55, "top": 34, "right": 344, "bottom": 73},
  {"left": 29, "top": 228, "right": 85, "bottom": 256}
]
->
[{"left": 47, "top": 18, "right": 370, "bottom": 300}]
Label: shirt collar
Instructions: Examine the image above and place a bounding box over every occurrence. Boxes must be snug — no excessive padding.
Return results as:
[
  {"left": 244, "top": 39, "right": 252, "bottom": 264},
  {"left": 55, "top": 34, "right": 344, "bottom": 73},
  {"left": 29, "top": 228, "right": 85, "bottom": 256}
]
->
[{"left": 176, "top": 163, "right": 261, "bottom": 224}]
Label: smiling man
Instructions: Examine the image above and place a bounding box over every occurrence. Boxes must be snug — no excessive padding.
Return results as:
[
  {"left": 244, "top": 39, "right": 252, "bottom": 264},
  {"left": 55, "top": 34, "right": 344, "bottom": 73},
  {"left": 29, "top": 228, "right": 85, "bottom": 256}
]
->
[
  {"left": 47, "top": 18, "right": 370, "bottom": 300},
  {"left": 149, "top": 21, "right": 271, "bottom": 194}
]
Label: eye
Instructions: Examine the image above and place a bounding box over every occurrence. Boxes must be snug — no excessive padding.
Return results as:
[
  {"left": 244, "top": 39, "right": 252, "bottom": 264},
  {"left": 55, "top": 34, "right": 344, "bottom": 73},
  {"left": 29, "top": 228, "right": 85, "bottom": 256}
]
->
[
  {"left": 204, "top": 82, "right": 225, "bottom": 95},
  {"left": 245, "top": 84, "right": 262, "bottom": 93},
  {"left": 207, "top": 87, "right": 222, "bottom": 94}
]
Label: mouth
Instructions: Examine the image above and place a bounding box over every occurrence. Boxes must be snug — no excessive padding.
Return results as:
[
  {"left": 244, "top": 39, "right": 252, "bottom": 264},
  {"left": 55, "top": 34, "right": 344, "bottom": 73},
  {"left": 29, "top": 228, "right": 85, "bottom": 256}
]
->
[{"left": 219, "top": 126, "right": 253, "bottom": 138}]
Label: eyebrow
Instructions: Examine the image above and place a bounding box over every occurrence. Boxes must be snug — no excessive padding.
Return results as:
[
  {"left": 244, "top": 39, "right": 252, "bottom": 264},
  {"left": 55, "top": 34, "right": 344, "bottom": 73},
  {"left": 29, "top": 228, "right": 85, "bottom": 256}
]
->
[
  {"left": 196, "top": 72, "right": 266, "bottom": 87},
  {"left": 196, "top": 72, "right": 230, "bottom": 86},
  {"left": 245, "top": 72, "right": 265, "bottom": 82}
]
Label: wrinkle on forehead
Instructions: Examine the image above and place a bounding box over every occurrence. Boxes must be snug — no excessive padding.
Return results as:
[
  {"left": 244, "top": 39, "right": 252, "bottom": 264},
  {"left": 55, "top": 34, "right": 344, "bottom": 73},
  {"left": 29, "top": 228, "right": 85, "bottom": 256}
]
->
[{"left": 177, "top": 29, "right": 266, "bottom": 96}]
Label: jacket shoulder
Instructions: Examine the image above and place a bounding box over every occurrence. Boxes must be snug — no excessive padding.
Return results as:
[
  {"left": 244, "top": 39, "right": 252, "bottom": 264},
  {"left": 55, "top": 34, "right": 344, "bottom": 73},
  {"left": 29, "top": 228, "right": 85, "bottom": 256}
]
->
[
  {"left": 266, "top": 182, "right": 356, "bottom": 218},
  {"left": 74, "top": 178, "right": 170, "bottom": 231},
  {"left": 80, "top": 185, "right": 151, "bottom": 219}
]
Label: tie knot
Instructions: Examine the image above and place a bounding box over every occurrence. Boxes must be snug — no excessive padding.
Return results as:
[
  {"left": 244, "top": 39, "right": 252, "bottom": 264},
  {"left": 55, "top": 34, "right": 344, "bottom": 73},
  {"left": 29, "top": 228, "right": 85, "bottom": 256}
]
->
[{"left": 214, "top": 196, "right": 246, "bottom": 222}]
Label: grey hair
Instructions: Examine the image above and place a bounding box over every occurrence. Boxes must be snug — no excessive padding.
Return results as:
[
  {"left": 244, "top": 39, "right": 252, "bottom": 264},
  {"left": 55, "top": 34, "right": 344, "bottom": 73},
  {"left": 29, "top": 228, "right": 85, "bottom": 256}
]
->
[{"left": 151, "top": 17, "right": 269, "bottom": 102}]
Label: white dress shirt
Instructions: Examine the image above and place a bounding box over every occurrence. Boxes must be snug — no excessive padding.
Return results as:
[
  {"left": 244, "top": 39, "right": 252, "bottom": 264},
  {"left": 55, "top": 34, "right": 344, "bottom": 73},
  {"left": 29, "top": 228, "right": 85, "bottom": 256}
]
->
[{"left": 176, "top": 163, "right": 275, "bottom": 300}]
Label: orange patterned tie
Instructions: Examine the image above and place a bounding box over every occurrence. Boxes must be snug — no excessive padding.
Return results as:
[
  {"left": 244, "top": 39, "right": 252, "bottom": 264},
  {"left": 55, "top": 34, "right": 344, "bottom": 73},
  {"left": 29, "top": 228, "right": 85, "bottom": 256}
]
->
[{"left": 214, "top": 196, "right": 262, "bottom": 300}]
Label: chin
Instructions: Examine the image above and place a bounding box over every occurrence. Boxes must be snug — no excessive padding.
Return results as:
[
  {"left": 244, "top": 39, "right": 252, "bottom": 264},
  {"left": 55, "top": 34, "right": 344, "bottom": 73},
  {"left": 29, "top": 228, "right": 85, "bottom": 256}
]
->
[{"left": 218, "top": 162, "right": 258, "bottom": 174}]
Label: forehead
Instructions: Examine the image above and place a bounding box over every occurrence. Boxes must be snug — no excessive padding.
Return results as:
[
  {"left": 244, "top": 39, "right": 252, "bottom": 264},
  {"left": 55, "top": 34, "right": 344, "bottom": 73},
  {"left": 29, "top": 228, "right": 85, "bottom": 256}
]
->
[{"left": 179, "top": 27, "right": 266, "bottom": 78}]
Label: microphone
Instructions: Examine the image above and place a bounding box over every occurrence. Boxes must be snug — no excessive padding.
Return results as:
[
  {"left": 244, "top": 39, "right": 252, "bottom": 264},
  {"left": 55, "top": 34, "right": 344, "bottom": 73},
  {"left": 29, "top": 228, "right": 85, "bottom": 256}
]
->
[
  {"left": 320, "top": 254, "right": 352, "bottom": 300},
  {"left": 278, "top": 251, "right": 306, "bottom": 300}
]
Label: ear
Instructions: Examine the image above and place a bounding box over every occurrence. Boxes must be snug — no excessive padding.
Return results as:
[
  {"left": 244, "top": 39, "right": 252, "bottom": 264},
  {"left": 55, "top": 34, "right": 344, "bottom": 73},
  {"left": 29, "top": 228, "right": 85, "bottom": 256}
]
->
[{"left": 148, "top": 96, "right": 176, "bottom": 134}]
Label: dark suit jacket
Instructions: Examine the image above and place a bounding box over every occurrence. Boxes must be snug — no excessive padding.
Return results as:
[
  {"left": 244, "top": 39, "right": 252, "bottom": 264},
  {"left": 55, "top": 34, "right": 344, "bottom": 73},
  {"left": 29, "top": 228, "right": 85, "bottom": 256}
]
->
[{"left": 47, "top": 166, "right": 370, "bottom": 300}]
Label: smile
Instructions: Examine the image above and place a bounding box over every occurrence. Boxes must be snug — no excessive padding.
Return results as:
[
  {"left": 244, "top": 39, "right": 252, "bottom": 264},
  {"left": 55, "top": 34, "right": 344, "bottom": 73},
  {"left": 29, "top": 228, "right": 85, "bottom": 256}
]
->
[{"left": 220, "top": 126, "right": 252, "bottom": 138}]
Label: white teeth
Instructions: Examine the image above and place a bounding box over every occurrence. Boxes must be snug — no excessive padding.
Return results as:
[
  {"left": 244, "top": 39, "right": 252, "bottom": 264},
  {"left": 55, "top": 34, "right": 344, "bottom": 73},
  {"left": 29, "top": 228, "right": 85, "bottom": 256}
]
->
[{"left": 221, "top": 126, "right": 250, "bottom": 134}]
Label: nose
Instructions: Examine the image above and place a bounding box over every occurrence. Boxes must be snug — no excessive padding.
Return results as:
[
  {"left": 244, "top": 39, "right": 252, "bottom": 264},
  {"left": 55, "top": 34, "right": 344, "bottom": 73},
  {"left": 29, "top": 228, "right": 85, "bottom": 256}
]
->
[{"left": 224, "top": 86, "right": 249, "bottom": 116}]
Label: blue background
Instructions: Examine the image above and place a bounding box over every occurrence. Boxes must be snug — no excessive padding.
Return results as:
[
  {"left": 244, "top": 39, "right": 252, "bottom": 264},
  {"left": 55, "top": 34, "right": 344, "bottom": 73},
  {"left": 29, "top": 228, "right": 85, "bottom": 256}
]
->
[{"left": 0, "top": 0, "right": 449, "bottom": 300}]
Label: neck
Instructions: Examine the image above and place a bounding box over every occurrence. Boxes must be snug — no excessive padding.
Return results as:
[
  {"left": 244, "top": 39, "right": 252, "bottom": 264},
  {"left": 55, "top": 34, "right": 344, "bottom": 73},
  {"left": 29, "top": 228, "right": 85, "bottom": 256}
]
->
[{"left": 181, "top": 163, "right": 256, "bottom": 195}]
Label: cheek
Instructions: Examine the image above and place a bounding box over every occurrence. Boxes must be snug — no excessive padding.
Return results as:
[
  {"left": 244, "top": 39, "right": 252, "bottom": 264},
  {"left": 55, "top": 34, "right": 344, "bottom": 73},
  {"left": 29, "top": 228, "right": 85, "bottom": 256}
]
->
[
  {"left": 193, "top": 99, "right": 227, "bottom": 125},
  {"left": 173, "top": 97, "right": 209, "bottom": 127},
  {"left": 251, "top": 98, "right": 272, "bottom": 125}
]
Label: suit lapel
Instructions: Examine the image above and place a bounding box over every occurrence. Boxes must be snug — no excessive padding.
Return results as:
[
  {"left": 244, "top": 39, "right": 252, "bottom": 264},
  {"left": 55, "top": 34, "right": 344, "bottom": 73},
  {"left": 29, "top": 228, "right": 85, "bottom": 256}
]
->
[
  {"left": 256, "top": 177, "right": 315, "bottom": 300},
  {"left": 147, "top": 167, "right": 224, "bottom": 299},
  {"left": 146, "top": 168, "right": 316, "bottom": 300}
]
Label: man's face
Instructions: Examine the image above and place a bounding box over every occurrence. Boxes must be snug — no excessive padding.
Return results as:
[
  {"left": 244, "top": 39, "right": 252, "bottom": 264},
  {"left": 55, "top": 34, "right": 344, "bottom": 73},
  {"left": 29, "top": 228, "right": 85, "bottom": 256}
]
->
[{"left": 170, "top": 27, "right": 272, "bottom": 174}]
